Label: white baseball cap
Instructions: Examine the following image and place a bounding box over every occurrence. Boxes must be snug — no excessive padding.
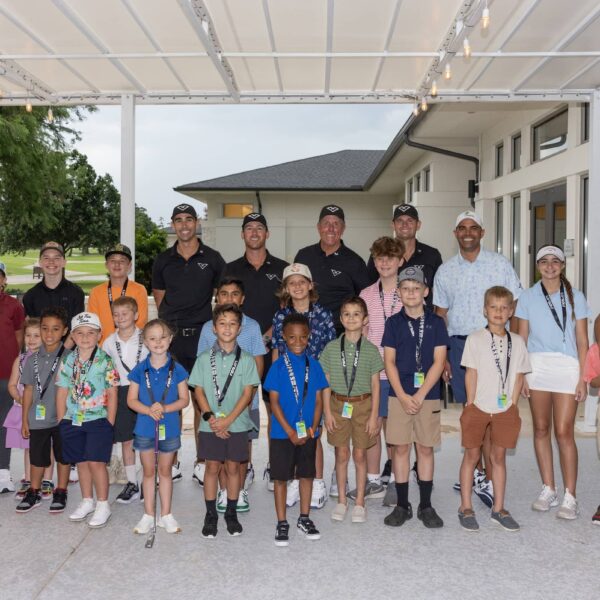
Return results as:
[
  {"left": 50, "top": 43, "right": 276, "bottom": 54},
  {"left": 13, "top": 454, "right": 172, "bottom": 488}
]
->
[
  {"left": 536, "top": 245, "right": 565, "bottom": 263},
  {"left": 283, "top": 263, "right": 313, "bottom": 282},
  {"left": 71, "top": 312, "right": 101, "bottom": 331},
  {"left": 455, "top": 210, "right": 483, "bottom": 229}
]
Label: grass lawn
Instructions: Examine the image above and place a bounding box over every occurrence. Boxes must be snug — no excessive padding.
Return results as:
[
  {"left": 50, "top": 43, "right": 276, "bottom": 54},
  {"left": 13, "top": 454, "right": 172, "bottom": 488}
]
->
[{"left": 0, "top": 249, "right": 106, "bottom": 276}]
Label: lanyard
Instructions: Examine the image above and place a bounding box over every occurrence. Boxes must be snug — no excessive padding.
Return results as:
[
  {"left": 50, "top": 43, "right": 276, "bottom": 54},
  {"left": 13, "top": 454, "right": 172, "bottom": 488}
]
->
[
  {"left": 488, "top": 329, "right": 512, "bottom": 394},
  {"left": 540, "top": 282, "right": 567, "bottom": 341},
  {"left": 210, "top": 346, "right": 242, "bottom": 409},
  {"left": 115, "top": 333, "right": 144, "bottom": 373},
  {"left": 107, "top": 278, "right": 128, "bottom": 307},
  {"left": 144, "top": 359, "right": 175, "bottom": 405},
  {"left": 406, "top": 314, "right": 425, "bottom": 372},
  {"left": 33, "top": 345, "right": 65, "bottom": 400},
  {"left": 340, "top": 334, "right": 361, "bottom": 397},
  {"left": 378, "top": 280, "right": 399, "bottom": 322},
  {"left": 71, "top": 346, "right": 98, "bottom": 406},
  {"left": 283, "top": 353, "right": 310, "bottom": 421}
]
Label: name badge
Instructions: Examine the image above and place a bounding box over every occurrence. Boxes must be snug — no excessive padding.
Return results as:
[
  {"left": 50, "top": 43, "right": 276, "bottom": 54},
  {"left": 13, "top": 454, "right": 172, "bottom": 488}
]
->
[
  {"left": 296, "top": 420, "right": 307, "bottom": 439},
  {"left": 414, "top": 372, "right": 425, "bottom": 388},
  {"left": 497, "top": 393, "right": 508, "bottom": 409},
  {"left": 341, "top": 402, "right": 353, "bottom": 419},
  {"left": 73, "top": 411, "right": 84, "bottom": 427},
  {"left": 35, "top": 404, "right": 46, "bottom": 421},
  {"left": 216, "top": 412, "right": 227, "bottom": 419},
  {"left": 158, "top": 424, "right": 166, "bottom": 441}
]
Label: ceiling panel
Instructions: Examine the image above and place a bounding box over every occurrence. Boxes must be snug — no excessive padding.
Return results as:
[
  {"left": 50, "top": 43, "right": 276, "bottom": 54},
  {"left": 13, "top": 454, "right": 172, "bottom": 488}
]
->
[
  {"left": 377, "top": 57, "right": 432, "bottom": 90},
  {"left": 168, "top": 57, "right": 229, "bottom": 91},
  {"left": 475, "top": 57, "right": 540, "bottom": 89},
  {"left": 566, "top": 60, "right": 600, "bottom": 90},
  {"left": 523, "top": 57, "right": 597, "bottom": 89},
  {"left": 330, "top": 58, "right": 379, "bottom": 91},
  {"left": 120, "top": 59, "right": 186, "bottom": 90},
  {"left": 268, "top": 0, "right": 327, "bottom": 52},
  {"left": 228, "top": 57, "right": 280, "bottom": 91},
  {"left": 16, "top": 59, "right": 86, "bottom": 92},
  {"left": 63, "top": 58, "right": 137, "bottom": 91},
  {"left": 332, "top": 0, "right": 394, "bottom": 52},
  {"left": 278, "top": 58, "right": 326, "bottom": 90}
]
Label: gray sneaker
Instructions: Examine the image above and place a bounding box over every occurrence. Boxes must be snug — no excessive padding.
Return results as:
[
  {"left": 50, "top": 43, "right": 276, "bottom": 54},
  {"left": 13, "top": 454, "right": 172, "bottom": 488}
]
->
[
  {"left": 458, "top": 509, "right": 479, "bottom": 532},
  {"left": 382, "top": 482, "right": 397, "bottom": 507},
  {"left": 348, "top": 480, "right": 386, "bottom": 501},
  {"left": 491, "top": 509, "right": 520, "bottom": 532}
]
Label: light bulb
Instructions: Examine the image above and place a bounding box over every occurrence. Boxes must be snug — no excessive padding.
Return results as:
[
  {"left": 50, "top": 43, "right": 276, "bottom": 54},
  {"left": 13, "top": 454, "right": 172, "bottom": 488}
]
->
[
  {"left": 47, "top": 107, "right": 54, "bottom": 122},
  {"left": 412, "top": 102, "right": 419, "bottom": 116},
  {"left": 421, "top": 97, "right": 428, "bottom": 112},
  {"left": 463, "top": 37, "right": 472, "bottom": 58},
  {"left": 482, "top": 5, "right": 490, "bottom": 29},
  {"left": 431, "top": 80, "right": 438, "bottom": 97},
  {"left": 26, "top": 101, "right": 32, "bottom": 113},
  {"left": 444, "top": 63, "right": 452, "bottom": 80}
]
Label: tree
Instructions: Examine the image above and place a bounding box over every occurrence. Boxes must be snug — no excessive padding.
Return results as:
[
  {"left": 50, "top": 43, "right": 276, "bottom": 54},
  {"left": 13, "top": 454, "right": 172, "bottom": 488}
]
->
[{"left": 135, "top": 206, "right": 167, "bottom": 293}]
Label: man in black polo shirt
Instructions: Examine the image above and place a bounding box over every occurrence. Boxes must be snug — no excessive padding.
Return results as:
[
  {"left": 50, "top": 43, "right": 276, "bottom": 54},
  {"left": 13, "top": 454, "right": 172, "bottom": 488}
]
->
[
  {"left": 295, "top": 204, "right": 369, "bottom": 333},
  {"left": 152, "top": 203, "right": 225, "bottom": 479},
  {"left": 23, "top": 241, "right": 85, "bottom": 322},
  {"left": 367, "top": 204, "right": 442, "bottom": 308}
]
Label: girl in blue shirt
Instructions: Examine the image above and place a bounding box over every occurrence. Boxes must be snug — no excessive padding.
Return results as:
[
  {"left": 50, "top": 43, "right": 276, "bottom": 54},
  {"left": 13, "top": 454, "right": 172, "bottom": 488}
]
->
[
  {"left": 127, "top": 319, "right": 189, "bottom": 536},
  {"left": 516, "top": 245, "right": 590, "bottom": 520}
]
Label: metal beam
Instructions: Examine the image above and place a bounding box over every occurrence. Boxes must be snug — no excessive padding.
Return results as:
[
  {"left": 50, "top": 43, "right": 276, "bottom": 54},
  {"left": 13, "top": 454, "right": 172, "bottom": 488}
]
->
[
  {"left": 120, "top": 94, "right": 136, "bottom": 272},
  {"left": 0, "top": 59, "right": 54, "bottom": 99},
  {"left": 177, "top": 0, "right": 239, "bottom": 100},
  {"left": 371, "top": 0, "right": 403, "bottom": 91},
  {"left": 324, "top": 0, "right": 335, "bottom": 95},
  {"left": 261, "top": 0, "right": 283, "bottom": 92},
  {"left": 560, "top": 57, "right": 600, "bottom": 90}
]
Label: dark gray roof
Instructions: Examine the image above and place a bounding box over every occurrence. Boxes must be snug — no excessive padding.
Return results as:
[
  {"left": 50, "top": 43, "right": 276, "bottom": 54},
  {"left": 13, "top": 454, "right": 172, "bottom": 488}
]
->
[{"left": 175, "top": 149, "right": 385, "bottom": 192}]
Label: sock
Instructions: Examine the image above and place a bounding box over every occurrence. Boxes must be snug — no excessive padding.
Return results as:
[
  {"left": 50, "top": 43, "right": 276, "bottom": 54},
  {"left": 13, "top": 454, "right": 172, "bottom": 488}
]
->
[
  {"left": 395, "top": 482, "right": 409, "bottom": 509},
  {"left": 277, "top": 519, "right": 288, "bottom": 525},
  {"left": 125, "top": 465, "right": 137, "bottom": 484},
  {"left": 367, "top": 473, "right": 380, "bottom": 483},
  {"left": 226, "top": 498, "right": 238, "bottom": 513},
  {"left": 205, "top": 499, "right": 217, "bottom": 515},
  {"left": 419, "top": 480, "right": 433, "bottom": 509},
  {"left": 299, "top": 513, "right": 309, "bottom": 520}
]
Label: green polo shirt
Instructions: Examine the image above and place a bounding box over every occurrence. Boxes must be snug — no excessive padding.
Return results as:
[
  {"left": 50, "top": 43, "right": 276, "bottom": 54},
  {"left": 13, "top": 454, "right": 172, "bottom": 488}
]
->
[
  {"left": 189, "top": 344, "right": 260, "bottom": 433},
  {"left": 319, "top": 335, "right": 384, "bottom": 396}
]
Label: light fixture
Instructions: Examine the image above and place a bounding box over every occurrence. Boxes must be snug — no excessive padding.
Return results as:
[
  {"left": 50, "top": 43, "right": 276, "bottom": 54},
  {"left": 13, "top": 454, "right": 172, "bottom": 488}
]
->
[
  {"left": 47, "top": 107, "right": 54, "bottom": 122},
  {"left": 463, "top": 37, "right": 472, "bottom": 58},
  {"left": 444, "top": 63, "right": 452, "bottom": 80},
  {"left": 421, "top": 97, "right": 428, "bottom": 112},
  {"left": 431, "top": 79, "right": 438, "bottom": 97},
  {"left": 412, "top": 101, "right": 419, "bottom": 116},
  {"left": 481, "top": 1, "right": 490, "bottom": 29},
  {"left": 26, "top": 100, "right": 32, "bottom": 112}
]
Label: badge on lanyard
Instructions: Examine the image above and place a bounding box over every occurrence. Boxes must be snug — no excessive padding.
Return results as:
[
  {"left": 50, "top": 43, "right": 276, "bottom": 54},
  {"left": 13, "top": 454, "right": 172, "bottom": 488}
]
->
[
  {"left": 413, "top": 372, "right": 425, "bottom": 388},
  {"left": 497, "top": 393, "right": 508, "bottom": 409},
  {"left": 216, "top": 411, "right": 227, "bottom": 419},
  {"left": 73, "top": 411, "right": 84, "bottom": 427},
  {"left": 35, "top": 404, "right": 46, "bottom": 421},
  {"left": 296, "top": 420, "right": 307, "bottom": 439},
  {"left": 341, "top": 401, "right": 353, "bottom": 419},
  {"left": 158, "top": 423, "right": 166, "bottom": 441}
]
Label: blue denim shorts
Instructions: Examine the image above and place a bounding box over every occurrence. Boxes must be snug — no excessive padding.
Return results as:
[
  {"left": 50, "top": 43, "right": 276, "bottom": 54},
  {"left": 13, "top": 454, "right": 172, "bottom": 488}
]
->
[{"left": 133, "top": 435, "right": 181, "bottom": 453}]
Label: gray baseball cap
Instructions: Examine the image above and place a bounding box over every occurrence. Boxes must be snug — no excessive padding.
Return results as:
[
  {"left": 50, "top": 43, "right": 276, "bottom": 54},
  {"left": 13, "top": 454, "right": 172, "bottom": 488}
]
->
[{"left": 398, "top": 266, "right": 427, "bottom": 286}]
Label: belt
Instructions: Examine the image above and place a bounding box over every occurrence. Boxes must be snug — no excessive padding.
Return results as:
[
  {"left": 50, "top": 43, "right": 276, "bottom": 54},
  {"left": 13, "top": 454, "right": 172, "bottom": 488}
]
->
[
  {"left": 332, "top": 392, "right": 371, "bottom": 402},
  {"left": 180, "top": 327, "right": 199, "bottom": 337},
  {"left": 451, "top": 335, "right": 468, "bottom": 340}
]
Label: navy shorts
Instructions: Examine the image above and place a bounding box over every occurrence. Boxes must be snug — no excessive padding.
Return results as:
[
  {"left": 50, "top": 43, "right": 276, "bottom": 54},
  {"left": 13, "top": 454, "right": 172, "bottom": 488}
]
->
[
  {"left": 59, "top": 418, "right": 114, "bottom": 464},
  {"left": 133, "top": 435, "right": 181, "bottom": 453},
  {"left": 379, "top": 379, "right": 392, "bottom": 418}
]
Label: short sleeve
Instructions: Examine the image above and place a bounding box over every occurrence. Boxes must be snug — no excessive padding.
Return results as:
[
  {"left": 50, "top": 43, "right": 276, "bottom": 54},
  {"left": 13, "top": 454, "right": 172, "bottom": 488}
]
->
[
  {"left": 188, "top": 355, "right": 205, "bottom": 389},
  {"left": 583, "top": 345, "right": 600, "bottom": 383},
  {"left": 211, "top": 253, "right": 226, "bottom": 289},
  {"left": 432, "top": 268, "right": 449, "bottom": 309},
  {"left": 460, "top": 335, "right": 477, "bottom": 369},
  {"left": 12, "top": 301, "right": 25, "bottom": 330},
  {"left": 88, "top": 288, "right": 100, "bottom": 319},
  {"left": 381, "top": 318, "right": 398, "bottom": 349},
  {"left": 271, "top": 311, "right": 285, "bottom": 352},
  {"left": 56, "top": 358, "right": 72, "bottom": 388},
  {"left": 197, "top": 322, "right": 213, "bottom": 355},
  {"left": 247, "top": 321, "right": 267, "bottom": 356},
  {"left": 433, "top": 318, "right": 450, "bottom": 348},
  {"left": 20, "top": 355, "right": 35, "bottom": 386},
  {"left": 323, "top": 309, "right": 337, "bottom": 344},
  {"left": 515, "top": 338, "right": 532, "bottom": 373},
  {"left": 319, "top": 342, "right": 334, "bottom": 375},
  {"left": 573, "top": 290, "right": 591, "bottom": 320},
  {"left": 514, "top": 289, "right": 530, "bottom": 319},
  {"left": 174, "top": 362, "right": 189, "bottom": 383},
  {"left": 128, "top": 362, "right": 143, "bottom": 385},
  {"left": 311, "top": 360, "right": 330, "bottom": 391},
  {"left": 369, "top": 345, "right": 384, "bottom": 374},
  {"left": 502, "top": 260, "right": 523, "bottom": 300},
  {"left": 263, "top": 363, "right": 279, "bottom": 392},
  {"left": 105, "top": 357, "right": 121, "bottom": 387},
  {"left": 242, "top": 355, "right": 261, "bottom": 387}
]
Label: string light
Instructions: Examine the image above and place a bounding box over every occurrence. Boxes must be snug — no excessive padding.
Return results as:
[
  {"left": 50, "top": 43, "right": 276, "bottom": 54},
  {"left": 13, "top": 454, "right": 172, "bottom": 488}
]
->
[
  {"left": 47, "top": 107, "right": 54, "bottom": 122},
  {"left": 463, "top": 37, "right": 472, "bottom": 58},
  {"left": 431, "top": 79, "right": 438, "bottom": 97},
  {"left": 481, "top": 1, "right": 490, "bottom": 29},
  {"left": 421, "top": 97, "right": 428, "bottom": 112},
  {"left": 26, "top": 100, "right": 32, "bottom": 112},
  {"left": 412, "top": 101, "right": 419, "bottom": 116},
  {"left": 444, "top": 63, "right": 452, "bottom": 80}
]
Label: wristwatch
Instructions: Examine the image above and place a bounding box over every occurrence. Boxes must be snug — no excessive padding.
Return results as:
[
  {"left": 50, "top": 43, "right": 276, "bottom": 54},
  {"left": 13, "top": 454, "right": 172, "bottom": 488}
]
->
[{"left": 202, "top": 411, "right": 214, "bottom": 421}]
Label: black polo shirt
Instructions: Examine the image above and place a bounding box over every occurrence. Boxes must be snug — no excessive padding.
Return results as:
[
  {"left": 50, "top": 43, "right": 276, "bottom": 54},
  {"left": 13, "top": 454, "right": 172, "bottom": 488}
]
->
[
  {"left": 152, "top": 239, "right": 225, "bottom": 328},
  {"left": 22, "top": 277, "right": 85, "bottom": 322},
  {"left": 294, "top": 241, "right": 370, "bottom": 327},
  {"left": 223, "top": 251, "right": 289, "bottom": 333},
  {"left": 367, "top": 240, "right": 442, "bottom": 307}
]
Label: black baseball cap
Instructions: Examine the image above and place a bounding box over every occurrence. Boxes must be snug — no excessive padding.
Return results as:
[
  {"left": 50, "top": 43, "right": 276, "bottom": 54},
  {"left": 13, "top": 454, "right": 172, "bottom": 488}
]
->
[
  {"left": 319, "top": 204, "right": 345, "bottom": 222},
  {"left": 171, "top": 203, "right": 197, "bottom": 219},
  {"left": 393, "top": 204, "right": 419, "bottom": 221},
  {"left": 242, "top": 213, "right": 268, "bottom": 229},
  {"left": 105, "top": 243, "right": 132, "bottom": 261}
]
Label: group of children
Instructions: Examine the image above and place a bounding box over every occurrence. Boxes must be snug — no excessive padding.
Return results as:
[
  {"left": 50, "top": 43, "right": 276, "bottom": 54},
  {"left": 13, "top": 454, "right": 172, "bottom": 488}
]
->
[{"left": 4, "top": 239, "right": 599, "bottom": 545}]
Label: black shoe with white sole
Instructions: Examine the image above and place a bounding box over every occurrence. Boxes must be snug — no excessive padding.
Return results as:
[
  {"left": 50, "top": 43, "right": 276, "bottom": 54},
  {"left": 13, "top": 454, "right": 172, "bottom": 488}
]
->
[{"left": 16, "top": 489, "right": 41, "bottom": 513}]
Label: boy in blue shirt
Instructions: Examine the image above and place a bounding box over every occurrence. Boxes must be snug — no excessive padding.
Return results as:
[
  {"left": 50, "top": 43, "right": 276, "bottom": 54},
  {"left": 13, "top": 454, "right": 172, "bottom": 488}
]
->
[{"left": 263, "top": 314, "right": 328, "bottom": 546}]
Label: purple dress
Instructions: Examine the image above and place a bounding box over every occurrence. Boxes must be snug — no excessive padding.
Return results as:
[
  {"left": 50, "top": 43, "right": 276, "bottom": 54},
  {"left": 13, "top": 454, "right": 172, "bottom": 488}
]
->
[{"left": 3, "top": 351, "right": 31, "bottom": 450}]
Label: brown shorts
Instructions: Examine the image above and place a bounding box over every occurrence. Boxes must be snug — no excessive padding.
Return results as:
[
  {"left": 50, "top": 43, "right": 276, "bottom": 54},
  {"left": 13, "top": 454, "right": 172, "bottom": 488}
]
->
[
  {"left": 386, "top": 397, "right": 441, "bottom": 447},
  {"left": 460, "top": 403, "right": 521, "bottom": 449},
  {"left": 327, "top": 394, "right": 376, "bottom": 450}
]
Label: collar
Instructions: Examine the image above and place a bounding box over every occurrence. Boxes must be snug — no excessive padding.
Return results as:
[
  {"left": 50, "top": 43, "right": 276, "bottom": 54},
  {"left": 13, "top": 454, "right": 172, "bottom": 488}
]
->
[
  {"left": 144, "top": 353, "right": 173, "bottom": 373},
  {"left": 456, "top": 247, "right": 484, "bottom": 264},
  {"left": 116, "top": 328, "right": 142, "bottom": 344},
  {"left": 41, "top": 277, "right": 67, "bottom": 292},
  {"left": 317, "top": 239, "right": 346, "bottom": 257},
  {"left": 37, "top": 344, "right": 63, "bottom": 359},
  {"left": 341, "top": 334, "right": 362, "bottom": 346},
  {"left": 285, "top": 350, "right": 308, "bottom": 363},
  {"left": 400, "top": 307, "right": 426, "bottom": 323},
  {"left": 243, "top": 250, "right": 271, "bottom": 268},
  {"left": 211, "top": 341, "right": 239, "bottom": 357},
  {"left": 170, "top": 238, "right": 203, "bottom": 257}
]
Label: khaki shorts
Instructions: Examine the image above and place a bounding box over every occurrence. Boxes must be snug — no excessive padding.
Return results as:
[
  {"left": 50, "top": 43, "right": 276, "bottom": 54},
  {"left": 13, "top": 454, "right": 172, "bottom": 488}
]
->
[
  {"left": 460, "top": 403, "right": 521, "bottom": 450},
  {"left": 327, "top": 394, "right": 376, "bottom": 450},
  {"left": 386, "top": 397, "right": 441, "bottom": 447}
]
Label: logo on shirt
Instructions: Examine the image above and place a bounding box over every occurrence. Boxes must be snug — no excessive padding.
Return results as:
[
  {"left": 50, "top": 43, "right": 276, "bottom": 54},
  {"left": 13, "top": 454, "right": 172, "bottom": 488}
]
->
[
  {"left": 331, "top": 269, "right": 342, "bottom": 277},
  {"left": 197, "top": 263, "right": 208, "bottom": 270},
  {"left": 266, "top": 273, "right": 278, "bottom": 280}
]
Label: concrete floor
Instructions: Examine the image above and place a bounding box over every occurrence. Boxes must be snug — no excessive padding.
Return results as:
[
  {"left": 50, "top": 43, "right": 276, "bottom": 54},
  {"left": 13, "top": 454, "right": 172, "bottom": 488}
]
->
[{"left": 1, "top": 403, "right": 599, "bottom": 600}]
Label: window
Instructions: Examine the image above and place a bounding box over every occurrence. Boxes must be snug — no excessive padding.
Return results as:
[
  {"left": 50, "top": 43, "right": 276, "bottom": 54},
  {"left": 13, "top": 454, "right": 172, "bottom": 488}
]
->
[
  {"left": 512, "top": 195, "right": 521, "bottom": 277},
  {"left": 495, "top": 143, "right": 504, "bottom": 178},
  {"left": 581, "top": 175, "right": 588, "bottom": 294},
  {"left": 496, "top": 199, "right": 503, "bottom": 254},
  {"left": 582, "top": 103, "right": 590, "bottom": 143},
  {"left": 511, "top": 134, "right": 521, "bottom": 171},
  {"left": 407, "top": 179, "right": 413, "bottom": 202},
  {"left": 423, "top": 166, "right": 430, "bottom": 191},
  {"left": 222, "top": 203, "right": 254, "bottom": 218},
  {"left": 414, "top": 173, "right": 421, "bottom": 192},
  {"left": 533, "top": 109, "right": 568, "bottom": 161}
]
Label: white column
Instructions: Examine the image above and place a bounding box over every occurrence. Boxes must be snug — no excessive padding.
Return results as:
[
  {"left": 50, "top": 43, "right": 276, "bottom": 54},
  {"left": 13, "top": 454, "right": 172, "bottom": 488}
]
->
[{"left": 121, "top": 94, "right": 136, "bottom": 276}]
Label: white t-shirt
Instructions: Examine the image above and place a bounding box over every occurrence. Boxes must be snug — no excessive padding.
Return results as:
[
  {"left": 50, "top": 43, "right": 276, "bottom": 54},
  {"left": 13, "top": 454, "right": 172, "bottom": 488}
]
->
[
  {"left": 102, "top": 329, "right": 149, "bottom": 386},
  {"left": 461, "top": 328, "right": 531, "bottom": 414}
]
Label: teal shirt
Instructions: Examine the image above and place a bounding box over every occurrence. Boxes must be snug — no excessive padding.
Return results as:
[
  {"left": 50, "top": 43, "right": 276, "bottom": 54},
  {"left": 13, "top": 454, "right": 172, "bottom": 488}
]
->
[{"left": 189, "top": 344, "right": 260, "bottom": 433}]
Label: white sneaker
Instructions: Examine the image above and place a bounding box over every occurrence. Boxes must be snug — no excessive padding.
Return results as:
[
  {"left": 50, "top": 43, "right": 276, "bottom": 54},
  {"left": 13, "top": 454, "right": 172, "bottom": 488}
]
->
[
  {"left": 310, "top": 478, "right": 328, "bottom": 509},
  {"left": 69, "top": 465, "right": 79, "bottom": 484},
  {"left": 216, "top": 488, "right": 228, "bottom": 513},
  {"left": 532, "top": 485, "right": 559, "bottom": 512},
  {"left": 69, "top": 498, "right": 95, "bottom": 522},
  {"left": 245, "top": 463, "right": 255, "bottom": 489},
  {"left": 263, "top": 464, "right": 274, "bottom": 492},
  {"left": 192, "top": 462, "right": 205, "bottom": 486},
  {"left": 237, "top": 489, "right": 250, "bottom": 512},
  {"left": 556, "top": 489, "right": 579, "bottom": 520},
  {"left": 133, "top": 513, "right": 155, "bottom": 534},
  {"left": 158, "top": 513, "right": 182, "bottom": 533},
  {"left": 171, "top": 461, "right": 182, "bottom": 483},
  {"left": 286, "top": 479, "right": 300, "bottom": 507},
  {"left": 88, "top": 501, "right": 111, "bottom": 528},
  {"left": 330, "top": 471, "right": 338, "bottom": 497},
  {"left": 0, "top": 469, "right": 15, "bottom": 494}
]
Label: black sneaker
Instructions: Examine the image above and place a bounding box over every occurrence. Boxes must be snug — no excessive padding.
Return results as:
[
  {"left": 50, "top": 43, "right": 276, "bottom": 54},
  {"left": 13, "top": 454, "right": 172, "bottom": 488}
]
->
[
  {"left": 417, "top": 505, "right": 444, "bottom": 528},
  {"left": 384, "top": 503, "right": 413, "bottom": 527},
  {"left": 275, "top": 521, "right": 290, "bottom": 547},
  {"left": 202, "top": 512, "right": 218, "bottom": 539},
  {"left": 225, "top": 510, "right": 243, "bottom": 536},
  {"left": 297, "top": 516, "right": 321, "bottom": 540},
  {"left": 116, "top": 481, "right": 140, "bottom": 504},
  {"left": 381, "top": 459, "right": 392, "bottom": 485},
  {"left": 411, "top": 461, "right": 421, "bottom": 485},
  {"left": 49, "top": 488, "right": 68, "bottom": 514},
  {"left": 16, "top": 489, "right": 42, "bottom": 513}
]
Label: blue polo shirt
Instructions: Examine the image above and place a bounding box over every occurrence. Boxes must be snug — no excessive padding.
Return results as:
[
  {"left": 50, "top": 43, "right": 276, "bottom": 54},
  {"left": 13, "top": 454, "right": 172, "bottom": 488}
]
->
[
  {"left": 263, "top": 352, "right": 329, "bottom": 440},
  {"left": 128, "top": 354, "right": 188, "bottom": 439},
  {"left": 382, "top": 308, "right": 450, "bottom": 399}
]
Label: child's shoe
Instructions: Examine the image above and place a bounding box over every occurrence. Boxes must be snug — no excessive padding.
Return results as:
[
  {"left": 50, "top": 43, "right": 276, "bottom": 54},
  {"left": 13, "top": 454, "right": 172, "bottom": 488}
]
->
[
  {"left": 225, "top": 510, "right": 243, "bottom": 536},
  {"left": 417, "top": 505, "right": 444, "bottom": 528},
  {"left": 297, "top": 516, "right": 320, "bottom": 540},
  {"left": 237, "top": 489, "right": 250, "bottom": 512},
  {"left": 15, "top": 479, "right": 30, "bottom": 500},
  {"left": 556, "top": 489, "right": 579, "bottom": 520},
  {"left": 134, "top": 514, "right": 155, "bottom": 534},
  {"left": 263, "top": 464, "right": 274, "bottom": 492},
  {"left": 380, "top": 459, "right": 392, "bottom": 485},
  {"left": 116, "top": 481, "right": 140, "bottom": 504},
  {"left": 275, "top": 521, "right": 290, "bottom": 547},
  {"left": 69, "top": 465, "right": 79, "bottom": 484},
  {"left": 192, "top": 461, "right": 205, "bottom": 486},
  {"left": 491, "top": 509, "right": 520, "bottom": 531},
  {"left": 0, "top": 469, "right": 15, "bottom": 493},
  {"left": 69, "top": 498, "right": 95, "bottom": 522},
  {"left": 171, "top": 461, "right": 182, "bottom": 483},
  {"left": 15, "top": 489, "right": 41, "bottom": 513},
  {"left": 216, "top": 488, "right": 227, "bottom": 513},
  {"left": 286, "top": 479, "right": 300, "bottom": 507},
  {"left": 458, "top": 508, "right": 479, "bottom": 532},
  {"left": 592, "top": 505, "right": 600, "bottom": 525},
  {"left": 310, "top": 478, "right": 327, "bottom": 509},
  {"left": 88, "top": 500, "right": 111, "bottom": 528},
  {"left": 351, "top": 504, "right": 367, "bottom": 523},
  {"left": 244, "top": 463, "right": 255, "bottom": 488},
  {"left": 331, "top": 502, "right": 348, "bottom": 522},
  {"left": 49, "top": 488, "right": 68, "bottom": 514},
  {"left": 202, "top": 512, "right": 218, "bottom": 538},
  {"left": 384, "top": 504, "right": 413, "bottom": 527},
  {"left": 532, "top": 485, "right": 559, "bottom": 511},
  {"left": 158, "top": 513, "right": 181, "bottom": 533},
  {"left": 40, "top": 479, "right": 54, "bottom": 500}
]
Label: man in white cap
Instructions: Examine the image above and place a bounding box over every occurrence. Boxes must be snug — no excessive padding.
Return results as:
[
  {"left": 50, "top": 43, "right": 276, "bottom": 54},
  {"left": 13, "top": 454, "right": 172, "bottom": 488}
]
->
[{"left": 433, "top": 210, "right": 522, "bottom": 506}]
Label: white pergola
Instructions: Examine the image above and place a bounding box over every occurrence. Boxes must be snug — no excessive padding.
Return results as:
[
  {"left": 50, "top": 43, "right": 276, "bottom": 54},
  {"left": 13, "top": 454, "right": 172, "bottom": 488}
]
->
[{"left": 1, "top": 0, "right": 599, "bottom": 317}]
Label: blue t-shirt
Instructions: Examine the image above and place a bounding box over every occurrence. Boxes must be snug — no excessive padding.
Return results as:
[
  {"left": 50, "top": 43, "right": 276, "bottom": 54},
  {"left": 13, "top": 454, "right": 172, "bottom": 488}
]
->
[
  {"left": 515, "top": 281, "right": 590, "bottom": 359},
  {"left": 263, "top": 352, "right": 329, "bottom": 439},
  {"left": 382, "top": 308, "right": 450, "bottom": 399},
  {"left": 128, "top": 354, "right": 188, "bottom": 439}
]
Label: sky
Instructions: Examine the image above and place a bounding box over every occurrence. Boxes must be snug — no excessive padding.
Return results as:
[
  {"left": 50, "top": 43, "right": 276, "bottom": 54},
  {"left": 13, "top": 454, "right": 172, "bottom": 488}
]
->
[{"left": 74, "top": 103, "right": 412, "bottom": 225}]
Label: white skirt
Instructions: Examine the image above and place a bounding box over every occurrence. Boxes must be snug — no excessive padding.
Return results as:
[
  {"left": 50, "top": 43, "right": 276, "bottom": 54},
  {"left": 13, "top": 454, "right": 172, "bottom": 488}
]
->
[{"left": 527, "top": 352, "right": 580, "bottom": 394}]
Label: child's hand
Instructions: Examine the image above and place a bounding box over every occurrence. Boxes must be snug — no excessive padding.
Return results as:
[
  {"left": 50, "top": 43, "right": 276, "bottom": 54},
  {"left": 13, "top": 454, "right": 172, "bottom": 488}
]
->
[
  {"left": 521, "top": 381, "right": 531, "bottom": 399},
  {"left": 288, "top": 430, "right": 307, "bottom": 446},
  {"left": 21, "top": 423, "right": 30, "bottom": 439},
  {"left": 212, "top": 417, "right": 230, "bottom": 436},
  {"left": 575, "top": 379, "right": 588, "bottom": 403},
  {"left": 324, "top": 413, "right": 338, "bottom": 434},
  {"left": 399, "top": 394, "right": 419, "bottom": 415},
  {"left": 148, "top": 402, "right": 163, "bottom": 421},
  {"left": 15, "top": 395, "right": 23, "bottom": 406},
  {"left": 365, "top": 415, "right": 378, "bottom": 438}
]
